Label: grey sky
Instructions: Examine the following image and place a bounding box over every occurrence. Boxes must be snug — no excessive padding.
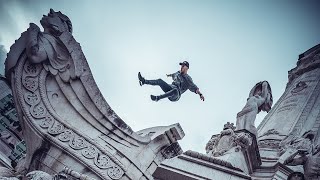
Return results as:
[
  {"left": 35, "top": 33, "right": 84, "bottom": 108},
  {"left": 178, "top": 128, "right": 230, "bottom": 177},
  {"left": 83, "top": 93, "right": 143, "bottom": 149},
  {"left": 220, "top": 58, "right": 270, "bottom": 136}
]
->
[{"left": 0, "top": 0, "right": 319, "bottom": 153}]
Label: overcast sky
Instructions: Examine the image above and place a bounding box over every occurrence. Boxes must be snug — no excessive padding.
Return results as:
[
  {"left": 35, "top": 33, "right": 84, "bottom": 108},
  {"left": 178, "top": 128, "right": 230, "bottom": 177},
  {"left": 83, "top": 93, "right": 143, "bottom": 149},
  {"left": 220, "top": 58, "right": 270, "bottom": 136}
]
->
[{"left": 0, "top": 0, "right": 319, "bottom": 153}]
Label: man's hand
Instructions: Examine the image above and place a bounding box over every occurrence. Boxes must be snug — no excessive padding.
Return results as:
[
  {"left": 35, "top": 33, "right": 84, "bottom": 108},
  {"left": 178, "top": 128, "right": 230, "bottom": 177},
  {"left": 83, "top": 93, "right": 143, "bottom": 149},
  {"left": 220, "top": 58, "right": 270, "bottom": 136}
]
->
[
  {"left": 166, "top": 74, "right": 172, "bottom": 77},
  {"left": 200, "top": 94, "right": 205, "bottom": 101},
  {"left": 196, "top": 89, "right": 205, "bottom": 101}
]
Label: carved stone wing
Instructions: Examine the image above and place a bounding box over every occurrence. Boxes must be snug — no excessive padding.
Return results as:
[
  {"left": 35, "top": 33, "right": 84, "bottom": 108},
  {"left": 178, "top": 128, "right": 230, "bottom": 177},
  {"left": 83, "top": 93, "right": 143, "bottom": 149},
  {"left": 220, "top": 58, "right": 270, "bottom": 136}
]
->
[{"left": 5, "top": 12, "right": 184, "bottom": 180}]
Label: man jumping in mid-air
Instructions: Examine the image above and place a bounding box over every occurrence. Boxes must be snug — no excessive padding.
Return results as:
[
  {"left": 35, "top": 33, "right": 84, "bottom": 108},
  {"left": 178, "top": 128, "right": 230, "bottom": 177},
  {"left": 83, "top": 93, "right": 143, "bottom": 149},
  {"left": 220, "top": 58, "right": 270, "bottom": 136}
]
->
[{"left": 138, "top": 61, "right": 205, "bottom": 102}]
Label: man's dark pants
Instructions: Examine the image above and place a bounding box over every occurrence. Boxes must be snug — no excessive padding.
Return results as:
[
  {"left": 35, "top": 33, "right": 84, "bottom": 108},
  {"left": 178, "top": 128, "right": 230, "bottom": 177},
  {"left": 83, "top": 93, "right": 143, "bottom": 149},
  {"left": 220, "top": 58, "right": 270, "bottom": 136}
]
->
[{"left": 145, "top": 79, "right": 179, "bottom": 101}]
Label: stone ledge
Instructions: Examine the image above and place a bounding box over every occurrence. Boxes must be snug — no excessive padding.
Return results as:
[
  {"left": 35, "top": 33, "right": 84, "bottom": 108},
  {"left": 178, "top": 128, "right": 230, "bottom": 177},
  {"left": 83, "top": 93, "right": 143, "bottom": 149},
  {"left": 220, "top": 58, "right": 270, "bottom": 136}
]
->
[
  {"left": 153, "top": 151, "right": 252, "bottom": 180},
  {"left": 183, "top": 150, "right": 243, "bottom": 172}
]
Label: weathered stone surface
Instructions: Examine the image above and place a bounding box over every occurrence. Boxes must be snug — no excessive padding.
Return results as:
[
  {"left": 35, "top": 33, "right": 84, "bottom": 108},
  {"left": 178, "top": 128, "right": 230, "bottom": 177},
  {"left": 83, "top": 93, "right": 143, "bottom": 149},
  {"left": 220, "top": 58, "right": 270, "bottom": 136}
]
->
[
  {"left": 154, "top": 121, "right": 262, "bottom": 179},
  {"left": 257, "top": 44, "right": 320, "bottom": 173},
  {"left": 2, "top": 9, "right": 184, "bottom": 180},
  {"left": 252, "top": 44, "right": 320, "bottom": 179},
  {"left": 184, "top": 150, "right": 242, "bottom": 171},
  {"left": 206, "top": 123, "right": 253, "bottom": 159},
  {"left": 205, "top": 123, "right": 260, "bottom": 174},
  {"left": 278, "top": 130, "right": 315, "bottom": 164},
  {"left": 153, "top": 151, "right": 251, "bottom": 180},
  {"left": 284, "top": 144, "right": 320, "bottom": 179},
  {"left": 250, "top": 162, "right": 293, "bottom": 180}
]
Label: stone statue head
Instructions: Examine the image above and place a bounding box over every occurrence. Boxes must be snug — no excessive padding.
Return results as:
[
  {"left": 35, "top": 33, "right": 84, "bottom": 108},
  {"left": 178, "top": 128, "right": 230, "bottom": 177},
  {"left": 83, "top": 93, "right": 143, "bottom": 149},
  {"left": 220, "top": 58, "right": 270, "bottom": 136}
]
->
[
  {"left": 40, "top": 9, "right": 72, "bottom": 36},
  {"left": 249, "top": 81, "right": 273, "bottom": 112}
]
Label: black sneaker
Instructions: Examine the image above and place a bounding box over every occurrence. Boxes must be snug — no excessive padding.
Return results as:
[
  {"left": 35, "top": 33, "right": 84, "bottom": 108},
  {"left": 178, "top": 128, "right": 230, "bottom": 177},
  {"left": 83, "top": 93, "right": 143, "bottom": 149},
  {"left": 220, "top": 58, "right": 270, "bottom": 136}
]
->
[
  {"left": 138, "top": 72, "right": 145, "bottom": 86},
  {"left": 150, "top": 95, "right": 159, "bottom": 102}
]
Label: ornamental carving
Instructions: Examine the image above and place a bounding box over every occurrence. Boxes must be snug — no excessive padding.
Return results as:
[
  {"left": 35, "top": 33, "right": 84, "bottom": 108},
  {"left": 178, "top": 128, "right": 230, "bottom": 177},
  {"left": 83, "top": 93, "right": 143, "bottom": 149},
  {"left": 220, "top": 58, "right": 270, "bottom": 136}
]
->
[
  {"left": 23, "top": 61, "right": 42, "bottom": 77},
  {"left": 206, "top": 122, "right": 253, "bottom": 157},
  {"left": 278, "top": 130, "right": 315, "bottom": 161},
  {"left": 16, "top": 46, "right": 125, "bottom": 179},
  {"left": 94, "top": 154, "right": 112, "bottom": 169},
  {"left": 291, "top": 81, "right": 308, "bottom": 94},
  {"left": 107, "top": 166, "right": 124, "bottom": 180},
  {"left": 0, "top": 167, "right": 97, "bottom": 180},
  {"left": 30, "top": 103, "right": 47, "bottom": 119},
  {"left": 259, "top": 128, "right": 280, "bottom": 138},
  {"left": 284, "top": 143, "right": 320, "bottom": 179},
  {"left": 58, "top": 130, "right": 73, "bottom": 142},
  {"left": 69, "top": 135, "right": 87, "bottom": 150},
  {"left": 48, "top": 122, "right": 65, "bottom": 135},
  {"left": 39, "top": 116, "right": 54, "bottom": 128},
  {"left": 161, "top": 142, "right": 183, "bottom": 159},
  {"left": 24, "top": 91, "right": 40, "bottom": 106},
  {"left": 22, "top": 77, "right": 38, "bottom": 92},
  {"left": 82, "top": 146, "right": 98, "bottom": 159},
  {"left": 258, "top": 139, "right": 280, "bottom": 149}
]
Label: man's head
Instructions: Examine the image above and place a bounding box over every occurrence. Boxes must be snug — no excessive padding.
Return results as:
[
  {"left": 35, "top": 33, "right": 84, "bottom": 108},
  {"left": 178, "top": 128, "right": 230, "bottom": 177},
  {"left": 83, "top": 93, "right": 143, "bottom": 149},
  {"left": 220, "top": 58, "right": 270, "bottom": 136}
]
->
[{"left": 179, "top": 61, "right": 189, "bottom": 74}]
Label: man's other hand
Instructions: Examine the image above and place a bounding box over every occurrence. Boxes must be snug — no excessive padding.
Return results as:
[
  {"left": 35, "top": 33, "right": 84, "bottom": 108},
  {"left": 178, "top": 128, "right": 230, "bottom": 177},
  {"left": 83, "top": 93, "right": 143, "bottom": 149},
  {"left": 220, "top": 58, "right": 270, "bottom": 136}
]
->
[{"left": 200, "top": 94, "right": 205, "bottom": 101}]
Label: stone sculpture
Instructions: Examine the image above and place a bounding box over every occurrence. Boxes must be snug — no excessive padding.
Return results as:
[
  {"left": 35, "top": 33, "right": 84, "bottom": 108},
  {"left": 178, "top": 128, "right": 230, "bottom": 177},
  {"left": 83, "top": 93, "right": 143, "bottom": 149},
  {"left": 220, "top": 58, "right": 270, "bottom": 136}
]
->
[
  {"left": 206, "top": 122, "right": 252, "bottom": 157},
  {"left": 3, "top": 9, "right": 184, "bottom": 179},
  {"left": 205, "top": 122, "right": 257, "bottom": 174},
  {"left": 278, "top": 130, "right": 315, "bottom": 163},
  {"left": 25, "top": 9, "right": 74, "bottom": 82},
  {"left": 236, "top": 81, "right": 273, "bottom": 136},
  {"left": 25, "top": 167, "right": 97, "bottom": 180},
  {"left": 0, "top": 167, "right": 96, "bottom": 180},
  {"left": 26, "top": 171, "right": 54, "bottom": 180},
  {"left": 284, "top": 144, "right": 320, "bottom": 179},
  {"left": 205, "top": 122, "right": 236, "bottom": 156},
  {"left": 0, "top": 167, "right": 19, "bottom": 180}
]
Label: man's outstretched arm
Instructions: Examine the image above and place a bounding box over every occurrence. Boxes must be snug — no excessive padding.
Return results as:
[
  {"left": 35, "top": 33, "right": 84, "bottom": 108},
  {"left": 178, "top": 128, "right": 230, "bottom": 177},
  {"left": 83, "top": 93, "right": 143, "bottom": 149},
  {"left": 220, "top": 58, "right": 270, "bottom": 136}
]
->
[
  {"left": 196, "top": 89, "right": 205, "bottom": 101},
  {"left": 187, "top": 77, "right": 204, "bottom": 101},
  {"left": 166, "top": 71, "right": 178, "bottom": 77}
]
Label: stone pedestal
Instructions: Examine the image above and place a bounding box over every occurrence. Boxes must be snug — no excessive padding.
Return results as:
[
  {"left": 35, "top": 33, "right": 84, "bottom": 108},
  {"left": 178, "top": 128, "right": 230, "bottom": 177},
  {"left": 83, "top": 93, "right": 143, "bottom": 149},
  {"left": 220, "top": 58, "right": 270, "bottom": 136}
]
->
[
  {"left": 153, "top": 129, "right": 261, "bottom": 179},
  {"left": 153, "top": 150, "right": 251, "bottom": 180},
  {"left": 214, "top": 130, "right": 261, "bottom": 174}
]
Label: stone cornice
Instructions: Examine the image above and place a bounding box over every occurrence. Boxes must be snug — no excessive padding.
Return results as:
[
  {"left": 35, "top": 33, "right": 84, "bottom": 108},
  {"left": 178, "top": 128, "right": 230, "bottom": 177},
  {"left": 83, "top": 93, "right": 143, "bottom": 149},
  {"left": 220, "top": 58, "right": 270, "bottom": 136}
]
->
[{"left": 183, "top": 150, "right": 243, "bottom": 172}]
